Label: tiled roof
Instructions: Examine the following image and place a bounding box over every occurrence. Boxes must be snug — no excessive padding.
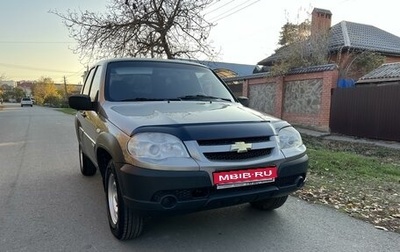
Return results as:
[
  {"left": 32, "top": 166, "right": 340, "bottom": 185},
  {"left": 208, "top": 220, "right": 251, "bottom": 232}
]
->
[
  {"left": 198, "top": 61, "right": 257, "bottom": 77},
  {"left": 180, "top": 59, "right": 256, "bottom": 77},
  {"left": 223, "top": 64, "right": 337, "bottom": 82},
  {"left": 257, "top": 46, "right": 286, "bottom": 65},
  {"left": 258, "top": 21, "right": 400, "bottom": 66},
  {"left": 330, "top": 21, "right": 400, "bottom": 55},
  {"left": 289, "top": 64, "right": 337, "bottom": 74},
  {"left": 224, "top": 72, "right": 267, "bottom": 82},
  {"left": 357, "top": 62, "right": 400, "bottom": 83}
]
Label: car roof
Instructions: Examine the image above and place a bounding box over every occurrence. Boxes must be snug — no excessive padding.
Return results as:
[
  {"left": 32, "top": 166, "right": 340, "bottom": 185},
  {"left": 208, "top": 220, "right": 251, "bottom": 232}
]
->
[{"left": 93, "top": 58, "right": 208, "bottom": 69}]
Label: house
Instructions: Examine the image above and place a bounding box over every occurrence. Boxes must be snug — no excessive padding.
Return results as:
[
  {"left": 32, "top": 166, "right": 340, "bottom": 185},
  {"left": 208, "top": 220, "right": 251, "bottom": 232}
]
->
[
  {"left": 179, "top": 59, "right": 257, "bottom": 79},
  {"left": 356, "top": 62, "right": 400, "bottom": 85},
  {"left": 0, "top": 80, "right": 16, "bottom": 88},
  {"left": 257, "top": 8, "right": 400, "bottom": 80},
  {"left": 17, "top": 81, "right": 35, "bottom": 96},
  {"left": 330, "top": 61, "right": 400, "bottom": 141},
  {"left": 196, "top": 60, "right": 257, "bottom": 78},
  {"left": 53, "top": 83, "right": 83, "bottom": 95},
  {"left": 220, "top": 7, "right": 400, "bottom": 135}
]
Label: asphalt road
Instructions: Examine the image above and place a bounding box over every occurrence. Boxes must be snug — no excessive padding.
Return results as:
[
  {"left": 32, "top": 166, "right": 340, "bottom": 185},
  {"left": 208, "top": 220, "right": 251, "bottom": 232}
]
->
[{"left": 0, "top": 103, "right": 399, "bottom": 252}]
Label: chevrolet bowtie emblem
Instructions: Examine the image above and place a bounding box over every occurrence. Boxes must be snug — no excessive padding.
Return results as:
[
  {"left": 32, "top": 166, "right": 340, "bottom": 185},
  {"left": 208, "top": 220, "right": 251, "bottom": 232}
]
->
[{"left": 231, "top": 141, "right": 252, "bottom": 153}]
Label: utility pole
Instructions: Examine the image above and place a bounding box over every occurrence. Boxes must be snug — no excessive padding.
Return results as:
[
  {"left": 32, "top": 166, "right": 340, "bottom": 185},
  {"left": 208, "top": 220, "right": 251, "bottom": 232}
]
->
[{"left": 63, "top": 76, "right": 68, "bottom": 104}]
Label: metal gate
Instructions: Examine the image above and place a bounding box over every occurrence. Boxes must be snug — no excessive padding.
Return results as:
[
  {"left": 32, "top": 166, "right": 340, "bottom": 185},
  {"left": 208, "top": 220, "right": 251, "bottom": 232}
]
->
[{"left": 330, "top": 84, "right": 400, "bottom": 141}]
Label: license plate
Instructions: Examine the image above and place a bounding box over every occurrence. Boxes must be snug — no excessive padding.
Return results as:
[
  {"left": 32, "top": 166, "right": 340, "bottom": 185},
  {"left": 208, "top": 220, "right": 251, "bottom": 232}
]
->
[{"left": 213, "top": 167, "right": 277, "bottom": 189}]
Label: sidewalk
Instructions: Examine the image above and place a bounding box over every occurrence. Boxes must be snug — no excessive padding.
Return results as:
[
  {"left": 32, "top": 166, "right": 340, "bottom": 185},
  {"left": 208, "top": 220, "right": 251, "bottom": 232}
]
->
[{"left": 296, "top": 127, "right": 400, "bottom": 150}]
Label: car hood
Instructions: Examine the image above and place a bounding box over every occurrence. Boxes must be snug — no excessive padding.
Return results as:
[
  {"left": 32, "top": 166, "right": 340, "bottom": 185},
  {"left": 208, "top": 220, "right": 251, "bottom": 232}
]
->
[{"left": 104, "top": 101, "right": 280, "bottom": 136}]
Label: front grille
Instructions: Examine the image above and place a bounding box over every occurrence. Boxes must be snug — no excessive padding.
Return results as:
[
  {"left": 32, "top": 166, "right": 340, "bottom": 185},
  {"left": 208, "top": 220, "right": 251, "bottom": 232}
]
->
[
  {"left": 204, "top": 148, "right": 272, "bottom": 161},
  {"left": 195, "top": 135, "right": 275, "bottom": 162},
  {"left": 198, "top": 136, "right": 269, "bottom": 146}
]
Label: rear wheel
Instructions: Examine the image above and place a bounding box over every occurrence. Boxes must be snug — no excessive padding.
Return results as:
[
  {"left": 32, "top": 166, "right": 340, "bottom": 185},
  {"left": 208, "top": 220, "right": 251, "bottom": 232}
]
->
[
  {"left": 105, "top": 160, "right": 143, "bottom": 240},
  {"left": 79, "top": 145, "right": 96, "bottom": 176},
  {"left": 250, "top": 196, "right": 289, "bottom": 210}
]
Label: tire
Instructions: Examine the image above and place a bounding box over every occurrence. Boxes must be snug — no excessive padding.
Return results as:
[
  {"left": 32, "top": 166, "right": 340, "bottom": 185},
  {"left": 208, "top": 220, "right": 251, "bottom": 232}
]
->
[
  {"left": 105, "top": 160, "right": 143, "bottom": 240},
  {"left": 250, "top": 195, "right": 289, "bottom": 210},
  {"left": 79, "top": 145, "right": 96, "bottom": 176}
]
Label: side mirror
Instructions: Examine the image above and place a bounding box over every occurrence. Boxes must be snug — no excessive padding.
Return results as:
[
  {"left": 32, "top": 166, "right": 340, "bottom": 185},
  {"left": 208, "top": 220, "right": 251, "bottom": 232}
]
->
[
  {"left": 237, "top": 96, "right": 249, "bottom": 107},
  {"left": 68, "top": 94, "right": 93, "bottom": 111}
]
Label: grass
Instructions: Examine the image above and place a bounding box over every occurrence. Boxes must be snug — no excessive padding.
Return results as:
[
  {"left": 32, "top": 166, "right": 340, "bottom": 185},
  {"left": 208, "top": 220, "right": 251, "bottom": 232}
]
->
[
  {"left": 56, "top": 107, "right": 77, "bottom": 115},
  {"left": 295, "top": 135, "right": 400, "bottom": 233},
  {"left": 307, "top": 148, "right": 400, "bottom": 183}
]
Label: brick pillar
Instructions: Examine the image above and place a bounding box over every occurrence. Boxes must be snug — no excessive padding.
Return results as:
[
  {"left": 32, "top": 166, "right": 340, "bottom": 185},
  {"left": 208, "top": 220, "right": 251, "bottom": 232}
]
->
[
  {"left": 275, "top": 76, "right": 284, "bottom": 118},
  {"left": 242, "top": 79, "right": 249, "bottom": 97},
  {"left": 319, "top": 69, "right": 339, "bottom": 131}
]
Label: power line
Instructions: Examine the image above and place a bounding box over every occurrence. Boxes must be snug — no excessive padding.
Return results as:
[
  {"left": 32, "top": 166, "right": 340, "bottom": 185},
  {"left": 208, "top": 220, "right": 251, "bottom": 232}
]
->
[
  {"left": 65, "top": 67, "right": 86, "bottom": 78},
  {"left": 0, "top": 41, "right": 74, "bottom": 44},
  {"left": 208, "top": 0, "right": 247, "bottom": 20},
  {"left": 0, "top": 62, "right": 79, "bottom": 74},
  {"left": 209, "top": 0, "right": 261, "bottom": 23},
  {"left": 204, "top": 0, "right": 236, "bottom": 16},
  {"left": 206, "top": 0, "right": 223, "bottom": 9}
]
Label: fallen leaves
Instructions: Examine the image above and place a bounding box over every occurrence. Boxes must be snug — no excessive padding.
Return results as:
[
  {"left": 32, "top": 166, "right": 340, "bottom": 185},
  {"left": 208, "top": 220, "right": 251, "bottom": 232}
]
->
[
  {"left": 297, "top": 135, "right": 400, "bottom": 234},
  {"left": 293, "top": 173, "right": 400, "bottom": 234}
]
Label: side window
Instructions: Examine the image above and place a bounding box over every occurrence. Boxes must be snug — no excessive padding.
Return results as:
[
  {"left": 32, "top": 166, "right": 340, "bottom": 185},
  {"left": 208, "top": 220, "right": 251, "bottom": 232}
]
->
[
  {"left": 82, "top": 67, "right": 96, "bottom": 95},
  {"left": 89, "top": 66, "right": 102, "bottom": 101}
]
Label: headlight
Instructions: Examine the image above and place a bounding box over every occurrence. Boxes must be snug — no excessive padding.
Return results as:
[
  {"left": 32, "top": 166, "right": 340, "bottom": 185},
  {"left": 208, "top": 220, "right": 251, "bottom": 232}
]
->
[
  {"left": 127, "top": 132, "right": 189, "bottom": 160},
  {"left": 278, "top": 127, "right": 303, "bottom": 149}
]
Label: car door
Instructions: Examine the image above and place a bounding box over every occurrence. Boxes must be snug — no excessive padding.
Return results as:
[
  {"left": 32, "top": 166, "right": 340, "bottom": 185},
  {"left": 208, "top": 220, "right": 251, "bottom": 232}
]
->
[{"left": 77, "top": 66, "right": 101, "bottom": 166}]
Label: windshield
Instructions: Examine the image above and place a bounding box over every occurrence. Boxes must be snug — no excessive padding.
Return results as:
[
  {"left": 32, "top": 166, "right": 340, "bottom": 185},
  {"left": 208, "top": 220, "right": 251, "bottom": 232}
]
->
[{"left": 105, "top": 61, "right": 235, "bottom": 102}]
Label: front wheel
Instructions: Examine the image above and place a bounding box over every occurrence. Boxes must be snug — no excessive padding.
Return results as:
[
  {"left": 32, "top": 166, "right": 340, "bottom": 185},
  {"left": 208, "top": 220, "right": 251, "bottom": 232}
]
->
[
  {"left": 105, "top": 160, "right": 143, "bottom": 240},
  {"left": 250, "top": 195, "right": 289, "bottom": 210}
]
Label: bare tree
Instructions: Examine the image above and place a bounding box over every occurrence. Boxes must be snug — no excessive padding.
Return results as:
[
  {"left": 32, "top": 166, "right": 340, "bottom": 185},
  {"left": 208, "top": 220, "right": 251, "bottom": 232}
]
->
[
  {"left": 51, "top": 0, "right": 216, "bottom": 62},
  {"left": 278, "top": 20, "right": 310, "bottom": 47},
  {"left": 268, "top": 9, "right": 330, "bottom": 76}
]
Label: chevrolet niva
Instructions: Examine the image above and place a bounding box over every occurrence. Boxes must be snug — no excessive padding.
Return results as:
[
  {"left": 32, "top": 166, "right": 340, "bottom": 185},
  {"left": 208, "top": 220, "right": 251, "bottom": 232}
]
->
[{"left": 68, "top": 58, "right": 308, "bottom": 240}]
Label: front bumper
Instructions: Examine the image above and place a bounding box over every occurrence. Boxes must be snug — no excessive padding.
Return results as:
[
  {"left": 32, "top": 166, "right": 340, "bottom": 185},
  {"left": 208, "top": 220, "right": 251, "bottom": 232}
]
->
[{"left": 118, "top": 154, "right": 308, "bottom": 216}]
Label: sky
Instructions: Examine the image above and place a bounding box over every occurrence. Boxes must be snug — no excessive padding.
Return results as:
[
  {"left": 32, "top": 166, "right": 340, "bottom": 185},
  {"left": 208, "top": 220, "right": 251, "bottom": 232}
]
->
[{"left": 0, "top": 0, "right": 399, "bottom": 84}]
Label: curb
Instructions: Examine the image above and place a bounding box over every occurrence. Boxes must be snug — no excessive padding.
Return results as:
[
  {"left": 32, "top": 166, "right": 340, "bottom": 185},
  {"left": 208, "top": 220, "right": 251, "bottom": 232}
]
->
[{"left": 297, "top": 127, "right": 400, "bottom": 150}]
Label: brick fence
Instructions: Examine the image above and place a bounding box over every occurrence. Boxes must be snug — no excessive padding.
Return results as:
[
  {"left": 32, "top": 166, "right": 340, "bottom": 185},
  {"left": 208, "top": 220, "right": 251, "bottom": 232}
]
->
[{"left": 226, "top": 64, "right": 339, "bottom": 131}]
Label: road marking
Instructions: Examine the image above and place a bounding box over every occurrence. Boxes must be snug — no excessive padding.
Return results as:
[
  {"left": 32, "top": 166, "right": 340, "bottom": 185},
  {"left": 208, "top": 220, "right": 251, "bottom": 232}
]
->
[{"left": 0, "top": 141, "right": 26, "bottom": 147}]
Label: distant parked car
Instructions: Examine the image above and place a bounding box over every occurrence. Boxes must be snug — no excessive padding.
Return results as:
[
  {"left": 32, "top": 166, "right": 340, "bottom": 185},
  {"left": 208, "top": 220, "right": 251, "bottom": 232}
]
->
[{"left": 21, "top": 97, "right": 33, "bottom": 107}]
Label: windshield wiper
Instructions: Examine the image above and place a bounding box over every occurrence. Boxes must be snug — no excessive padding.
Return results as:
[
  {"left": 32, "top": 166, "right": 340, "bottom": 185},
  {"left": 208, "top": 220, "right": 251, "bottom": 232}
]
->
[
  {"left": 178, "top": 94, "right": 232, "bottom": 102},
  {"left": 120, "top": 98, "right": 163, "bottom": 101},
  {"left": 119, "top": 97, "right": 181, "bottom": 102}
]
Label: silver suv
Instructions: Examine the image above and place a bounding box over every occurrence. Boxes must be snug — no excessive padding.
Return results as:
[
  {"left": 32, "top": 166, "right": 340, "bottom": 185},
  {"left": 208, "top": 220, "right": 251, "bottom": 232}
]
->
[
  {"left": 68, "top": 58, "right": 308, "bottom": 240},
  {"left": 20, "top": 97, "right": 33, "bottom": 107}
]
